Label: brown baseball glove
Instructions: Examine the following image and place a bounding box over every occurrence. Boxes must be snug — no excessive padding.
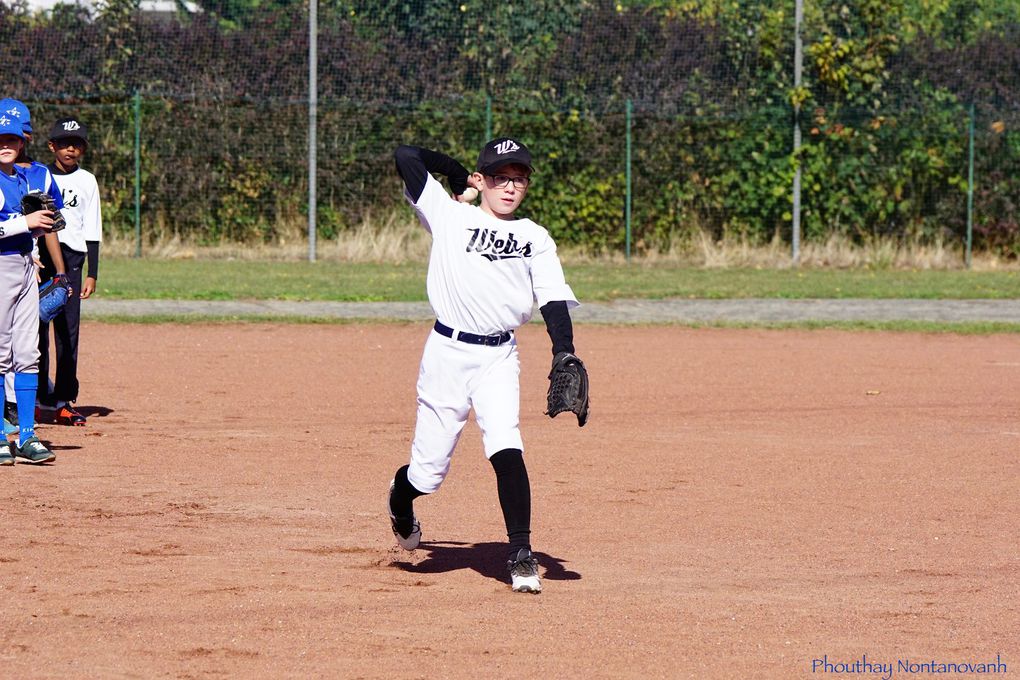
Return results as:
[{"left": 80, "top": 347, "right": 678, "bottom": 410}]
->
[{"left": 21, "top": 190, "right": 66, "bottom": 232}]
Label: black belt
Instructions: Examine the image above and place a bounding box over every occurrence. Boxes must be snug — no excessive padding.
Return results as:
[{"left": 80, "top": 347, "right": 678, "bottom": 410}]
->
[{"left": 434, "top": 321, "right": 512, "bottom": 347}]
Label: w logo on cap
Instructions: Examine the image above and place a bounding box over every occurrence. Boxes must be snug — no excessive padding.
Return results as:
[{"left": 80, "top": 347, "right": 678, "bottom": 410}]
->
[
  {"left": 494, "top": 140, "right": 520, "bottom": 155},
  {"left": 61, "top": 120, "right": 82, "bottom": 132}
]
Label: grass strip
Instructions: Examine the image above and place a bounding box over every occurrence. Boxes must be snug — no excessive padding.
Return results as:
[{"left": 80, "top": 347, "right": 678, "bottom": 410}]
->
[
  {"left": 99, "top": 258, "right": 1020, "bottom": 301},
  {"left": 86, "top": 315, "right": 1020, "bottom": 334}
]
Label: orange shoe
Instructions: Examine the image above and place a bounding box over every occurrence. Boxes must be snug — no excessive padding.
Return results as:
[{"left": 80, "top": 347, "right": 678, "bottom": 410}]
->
[{"left": 57, "top": 404, "right": 86, "bottom": 426}]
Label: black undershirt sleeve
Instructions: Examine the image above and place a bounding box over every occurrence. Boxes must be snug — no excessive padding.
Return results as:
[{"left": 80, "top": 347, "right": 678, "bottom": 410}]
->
[
  {"left": 393, "top": 145, "right": 470, "bottom": 203},
  {"left": 86, "top": 240, "right": 99, "bottom": 280},
  {"left": 540, "top": 301, "right": 575, "bottom": 356}
]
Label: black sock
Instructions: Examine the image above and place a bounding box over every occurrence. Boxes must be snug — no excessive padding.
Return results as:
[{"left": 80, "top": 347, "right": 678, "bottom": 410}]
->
[
  {"left": 390, "top": 465, "right": 426, "bottom": 517},
  {"left": 489, "top": 448, "right": 531, "bottom": 554}
]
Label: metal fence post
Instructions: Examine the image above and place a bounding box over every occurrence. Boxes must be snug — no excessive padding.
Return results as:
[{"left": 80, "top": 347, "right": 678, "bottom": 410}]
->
[
  {"left": 133, "top": 90, "right": 141, "bottom": 258},
  {"left": 485, "top": 94, "right": 492, "bottom": 142},
  {"left": 308, "top": 0, "right": 318, "bottom": 263},
  {"left": 966, "top": 103, "right": 975, "bottom": 269},
  {"left": 791, "top": 0, "right": 803, "bottom": 266},
  {"left": 625, "top": 99, "right": 632, "bottom": 262}
]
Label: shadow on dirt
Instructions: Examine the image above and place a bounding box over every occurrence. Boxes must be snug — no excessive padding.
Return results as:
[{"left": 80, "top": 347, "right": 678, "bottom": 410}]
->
[
  {"left": 391, "top": 540, "right": 582, "bottom": 586},
  {"left": 78, "top": 405, "right": 114, "bottom": 420},
  {"left": 34, "top": 404, "right": 114, "bottom": 426}
]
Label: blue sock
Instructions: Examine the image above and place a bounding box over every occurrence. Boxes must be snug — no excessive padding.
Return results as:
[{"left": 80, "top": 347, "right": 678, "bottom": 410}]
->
[
  {"left": 0, "top": 375, "right": 8, "bottom": 432},
  {"left": 14, "top": 372, "right": 38, "bottom": 445}
]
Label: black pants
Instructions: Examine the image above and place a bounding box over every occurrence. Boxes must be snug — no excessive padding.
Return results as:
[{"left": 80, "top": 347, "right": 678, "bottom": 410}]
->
[{"left": 38, "top": 244, "right": 84, "bottom": 403}]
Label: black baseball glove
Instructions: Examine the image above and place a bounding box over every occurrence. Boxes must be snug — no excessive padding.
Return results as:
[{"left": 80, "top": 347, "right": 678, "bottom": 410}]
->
[
  {"left": 545, "top": 351, "right": 590, "bottom": 427},
  {"left": 21, "top": 190, "right": 66, "bottom": 232},
  {"left": 38, "top": 274, "right": 71, "bottom": 323}
]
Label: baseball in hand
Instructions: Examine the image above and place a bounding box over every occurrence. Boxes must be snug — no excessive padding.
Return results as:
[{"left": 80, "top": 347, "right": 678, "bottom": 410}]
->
[{"left": 459, "top": 187, "right": 479, "bottom": 203}]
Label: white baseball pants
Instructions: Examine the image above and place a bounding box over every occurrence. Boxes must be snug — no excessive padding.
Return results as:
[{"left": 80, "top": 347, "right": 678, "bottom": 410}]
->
[{"left": 406, "top": 328, "right": 523, "bottom": 494}]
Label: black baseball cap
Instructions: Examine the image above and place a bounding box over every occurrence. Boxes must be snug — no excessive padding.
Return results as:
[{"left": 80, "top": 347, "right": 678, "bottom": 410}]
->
[
  {"left": 48, "top": 117, "right": 89, "bottom": 145},
  {"left": 476, "top": 137, "right": 533, "bottom": 175}
]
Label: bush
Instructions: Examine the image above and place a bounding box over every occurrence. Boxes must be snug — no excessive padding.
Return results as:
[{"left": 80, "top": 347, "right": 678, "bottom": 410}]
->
[{"left": 2, "top": 0, "right": 1016, "bottom": 254}]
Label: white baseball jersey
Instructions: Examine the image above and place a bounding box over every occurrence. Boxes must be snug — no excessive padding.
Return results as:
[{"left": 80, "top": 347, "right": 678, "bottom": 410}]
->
[
  {"left": 49, "top": 165, "right": 102, "bottom": 253},
  {"left": 408, "top": 173, "right": 577, "bottom": 335}
]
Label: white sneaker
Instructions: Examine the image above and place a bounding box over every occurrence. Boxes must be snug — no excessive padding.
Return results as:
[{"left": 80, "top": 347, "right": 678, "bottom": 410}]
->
[
  {"left": 508, "top": 548, "right": 542, "bottom": 594},
  {"left": 387, "top": 480, "right": 421, "bottom": 550}
]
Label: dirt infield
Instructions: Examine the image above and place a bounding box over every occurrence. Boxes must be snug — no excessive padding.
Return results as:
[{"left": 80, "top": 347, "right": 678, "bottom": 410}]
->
[{"left": 1, "top": 322, "right": 1016, "bottom": 679}]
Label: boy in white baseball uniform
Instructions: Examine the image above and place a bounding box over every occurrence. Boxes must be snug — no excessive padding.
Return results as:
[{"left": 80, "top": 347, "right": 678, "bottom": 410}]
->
[
  {"left": 388, "top": 138, "right": 583, "bottom": 594},
  {"left": 37, "top": 116, "right": 102, "bottom": 425},
  {"left": 0, "top": 114, "right": 56, "bottom": 465}
]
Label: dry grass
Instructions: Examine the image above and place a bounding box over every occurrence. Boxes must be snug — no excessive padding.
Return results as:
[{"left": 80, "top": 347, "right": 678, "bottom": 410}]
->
[
  {"left": 534, "top": 230, "right": 1016, "bottom": 271},
  {"left": 104, "top": 211, "right": 432, "bottom": 263},
  {"left": 103, "top": 213, "right": 1019, "bottom": 271},
  {"left": 687, "top": 231, "right": 982, "bottom": 270}
]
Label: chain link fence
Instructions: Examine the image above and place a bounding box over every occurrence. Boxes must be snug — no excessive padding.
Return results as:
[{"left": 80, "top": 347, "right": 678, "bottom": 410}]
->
[{"left": 5, "top": 0, "right": 1018, "bottom": 260}]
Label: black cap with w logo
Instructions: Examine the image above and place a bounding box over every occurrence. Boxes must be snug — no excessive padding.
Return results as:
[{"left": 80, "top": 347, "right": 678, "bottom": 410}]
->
[
  {"left": 476, "top": 137, "right": 533, "bottom": 175},
  {"left": 48, "top": 117, "right": 89, "bottom": 144}
]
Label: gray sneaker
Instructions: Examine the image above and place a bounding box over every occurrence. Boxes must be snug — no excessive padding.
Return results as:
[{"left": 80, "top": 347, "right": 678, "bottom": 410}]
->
[
  {"left": 387, "top": 480, "right": 421, "bottom": 550},
  {"left": 15, "top": 437, "right": 55, "bottom": 464},
  {"left": 0, "top": 439, "right": 13, "bottom": 466},
  {"left": 508, "top": 548, "right": 542, "bottom": 594}
]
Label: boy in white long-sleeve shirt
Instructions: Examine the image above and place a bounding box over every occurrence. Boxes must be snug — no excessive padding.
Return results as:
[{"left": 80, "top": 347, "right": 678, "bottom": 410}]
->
[{"left": 37, "top": 116, "right": 102, "bottom": 426}]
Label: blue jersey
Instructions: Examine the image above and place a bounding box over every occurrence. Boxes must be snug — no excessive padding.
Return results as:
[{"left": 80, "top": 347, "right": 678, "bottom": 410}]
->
[
  {"left": 0, "top": 167, "right": 34, "bottom": 256},
  {"left": 22, "top": 160, "right": 64, "bottom": 210}
]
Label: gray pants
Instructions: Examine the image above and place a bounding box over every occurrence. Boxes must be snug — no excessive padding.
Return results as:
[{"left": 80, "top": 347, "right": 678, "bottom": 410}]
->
[{"left": 0, "top": 253, "right": 41, "bottom": 379}]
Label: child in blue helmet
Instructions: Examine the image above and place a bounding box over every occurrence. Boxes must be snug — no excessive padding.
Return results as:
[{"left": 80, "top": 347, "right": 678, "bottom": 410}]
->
[
  {"left": 0, "top": 112, "right": 57, "bottom": 464},
  {"left": 0, "top": 99, "right": 68, "bottom": 437}
]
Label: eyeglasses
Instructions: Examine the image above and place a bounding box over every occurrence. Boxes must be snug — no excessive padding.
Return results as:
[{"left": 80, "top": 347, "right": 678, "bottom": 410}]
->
[
  {"left": 488, "top": 174, "right": 531, "bottom": 189},
  {"left": 53, "top": 139, "right": 86, "bottom": 150}
]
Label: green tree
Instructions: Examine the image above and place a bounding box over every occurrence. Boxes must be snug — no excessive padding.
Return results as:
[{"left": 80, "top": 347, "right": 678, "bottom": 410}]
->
[
  {"left": 902, "top": 0, "right": 1020, "bottom": 44},
  {"left": 193, "top": 0, "right": 299, "bottom": 28}
]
